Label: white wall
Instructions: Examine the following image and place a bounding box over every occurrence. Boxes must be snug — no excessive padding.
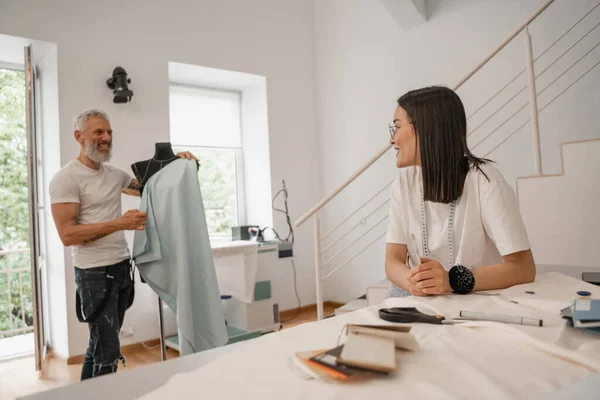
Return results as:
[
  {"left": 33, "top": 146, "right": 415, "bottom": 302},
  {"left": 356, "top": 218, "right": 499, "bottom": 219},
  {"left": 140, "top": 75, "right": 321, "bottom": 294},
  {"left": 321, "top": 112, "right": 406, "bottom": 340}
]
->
[
  {"left": 312, "top": 0, "right": 600, "bottom": 302},
  {"left": 0, "top": 0, "right": 321, "bottom": 358},
  {"left": 518, "top": 139, "right": 600, "bottom": 269}
]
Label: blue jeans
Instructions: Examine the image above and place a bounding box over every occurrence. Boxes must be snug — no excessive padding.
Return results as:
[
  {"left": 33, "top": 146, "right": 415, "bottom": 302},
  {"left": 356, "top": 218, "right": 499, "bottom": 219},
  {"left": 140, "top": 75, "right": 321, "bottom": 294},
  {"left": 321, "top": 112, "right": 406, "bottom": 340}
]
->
[{"left": 74, "top": 260, "right": 133, "bottom": 380}]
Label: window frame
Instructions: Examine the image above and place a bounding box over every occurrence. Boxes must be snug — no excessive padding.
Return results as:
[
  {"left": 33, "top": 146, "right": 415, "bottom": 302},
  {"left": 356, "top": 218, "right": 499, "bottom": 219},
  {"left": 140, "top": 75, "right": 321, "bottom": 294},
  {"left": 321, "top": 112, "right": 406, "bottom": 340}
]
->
[{"left": 169, "top": 84, "right": 247, "bottom": 238}]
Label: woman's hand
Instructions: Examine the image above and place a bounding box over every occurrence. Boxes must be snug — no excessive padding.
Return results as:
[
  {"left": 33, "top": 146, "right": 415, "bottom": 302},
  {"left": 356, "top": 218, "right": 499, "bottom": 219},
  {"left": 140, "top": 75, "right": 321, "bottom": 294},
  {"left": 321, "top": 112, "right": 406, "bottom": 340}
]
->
[
  {"left": 408, "top": 258, "right": 451, "bottom": 295},
  {"left": 405, "top": 275, "right": 429, "bottom": 296}
]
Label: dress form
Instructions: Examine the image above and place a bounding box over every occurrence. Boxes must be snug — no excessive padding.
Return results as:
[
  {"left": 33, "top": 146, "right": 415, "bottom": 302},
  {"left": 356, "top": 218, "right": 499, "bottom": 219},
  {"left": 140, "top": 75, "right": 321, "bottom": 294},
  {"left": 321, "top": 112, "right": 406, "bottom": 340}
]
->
[
  {"left": 131, "top": 142, "right": 179, "bottom": 362},
  {"left": 131, "top": 142, "right": 179, "bottom": 194},
  {"left": 130, "top": 142, "right": 199, "bottom": 362}
]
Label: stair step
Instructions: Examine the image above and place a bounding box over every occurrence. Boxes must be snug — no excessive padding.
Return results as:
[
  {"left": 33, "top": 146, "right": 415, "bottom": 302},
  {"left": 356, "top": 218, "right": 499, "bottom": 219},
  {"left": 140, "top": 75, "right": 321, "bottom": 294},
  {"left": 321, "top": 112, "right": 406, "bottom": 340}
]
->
[{"left": 334, "top": 299, "right": 368, "bottom": 316}]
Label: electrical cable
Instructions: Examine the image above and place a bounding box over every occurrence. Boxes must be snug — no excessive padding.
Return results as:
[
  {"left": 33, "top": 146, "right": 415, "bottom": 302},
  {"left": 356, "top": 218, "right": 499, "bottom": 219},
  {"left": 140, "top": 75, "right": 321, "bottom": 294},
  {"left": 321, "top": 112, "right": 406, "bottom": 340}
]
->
[
  {"left": 271, "top": 180, "right": 294, "bottom": 244},
  {"left": 259, "top": 226, "right": 281, "bottom": 241},
  {"left": 271, "top": 180, "right": 301, "bottom": 323},
  {"left": 280, "top": 258, "right": 302, "bottom": 323}
]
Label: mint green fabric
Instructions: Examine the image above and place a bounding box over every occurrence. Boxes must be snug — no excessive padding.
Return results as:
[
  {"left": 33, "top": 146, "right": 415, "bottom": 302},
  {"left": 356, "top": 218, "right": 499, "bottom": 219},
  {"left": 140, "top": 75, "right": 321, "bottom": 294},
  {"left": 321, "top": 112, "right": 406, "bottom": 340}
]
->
[
  {"left": 253, "top": 281, "right": 271, "bottom": 301},
  {"left": 133, "top": 159, "right": 227, "bottom": 355}
]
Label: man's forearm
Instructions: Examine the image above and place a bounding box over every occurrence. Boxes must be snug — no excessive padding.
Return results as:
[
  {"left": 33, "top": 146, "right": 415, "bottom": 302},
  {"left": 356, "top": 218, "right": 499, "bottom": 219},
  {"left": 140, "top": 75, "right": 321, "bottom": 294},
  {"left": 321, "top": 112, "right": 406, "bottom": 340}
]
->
[
  {"left": 122, "top": 181, "right": 141, "bottom": 197},
  {"left": 473, "top": 251, "right": 536, "bottom": 291},
  {"left": 62, "top": 219, "right": 122, "bottom": 246}
]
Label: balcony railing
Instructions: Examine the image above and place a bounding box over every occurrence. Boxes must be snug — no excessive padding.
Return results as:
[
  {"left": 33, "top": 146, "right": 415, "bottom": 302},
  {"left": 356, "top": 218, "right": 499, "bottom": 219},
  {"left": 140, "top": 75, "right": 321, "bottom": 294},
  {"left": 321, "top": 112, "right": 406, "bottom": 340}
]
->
[{"left": 0, "top": 248, "right": 33, "bottom": 339}]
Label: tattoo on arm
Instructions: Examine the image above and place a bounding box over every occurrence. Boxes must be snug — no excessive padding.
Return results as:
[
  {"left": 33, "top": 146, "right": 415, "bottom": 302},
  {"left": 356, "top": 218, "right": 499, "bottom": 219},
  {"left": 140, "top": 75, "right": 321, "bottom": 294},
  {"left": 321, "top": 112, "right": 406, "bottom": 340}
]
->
[
  {"left": 128, "top": 182, "right": 142, "bottom": 192},
  {"left": 82, "top": 234, "right": 108, "bottom": 244},
  {"left": 122, "top": 180, "right": 142, "bottom": 197}
]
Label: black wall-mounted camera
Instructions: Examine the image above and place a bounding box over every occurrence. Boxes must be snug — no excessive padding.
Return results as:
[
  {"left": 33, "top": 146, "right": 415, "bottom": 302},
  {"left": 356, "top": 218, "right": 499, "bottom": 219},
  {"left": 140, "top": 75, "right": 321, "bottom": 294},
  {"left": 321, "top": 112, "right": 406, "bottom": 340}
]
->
[{"left": 106, "top": 67, "right": 133, "bottom": 103}]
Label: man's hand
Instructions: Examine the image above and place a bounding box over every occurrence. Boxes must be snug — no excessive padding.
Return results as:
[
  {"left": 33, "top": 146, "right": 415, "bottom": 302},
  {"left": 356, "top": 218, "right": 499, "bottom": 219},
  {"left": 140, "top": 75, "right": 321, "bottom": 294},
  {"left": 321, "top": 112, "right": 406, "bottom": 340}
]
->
[
  {"left": 118, "top": 209, "right": 147, "bottom": 230},
  {"left": 408, "top": 258, "right": 451, "bottom": 295},
  {"left": 176, "top": 151, "right": 200, "bottom": 165}
]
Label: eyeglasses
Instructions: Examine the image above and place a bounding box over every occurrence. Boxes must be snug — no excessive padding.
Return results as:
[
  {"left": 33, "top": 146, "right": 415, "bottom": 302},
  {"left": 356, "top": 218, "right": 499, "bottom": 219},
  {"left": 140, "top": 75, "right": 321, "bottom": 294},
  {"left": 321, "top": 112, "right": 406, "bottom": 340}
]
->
[
  {"left": 389, "top": 123, "right": 397, "bottom": 139},
  {"left": 389, "top": 121, "right": 412, "bottom": 139}
]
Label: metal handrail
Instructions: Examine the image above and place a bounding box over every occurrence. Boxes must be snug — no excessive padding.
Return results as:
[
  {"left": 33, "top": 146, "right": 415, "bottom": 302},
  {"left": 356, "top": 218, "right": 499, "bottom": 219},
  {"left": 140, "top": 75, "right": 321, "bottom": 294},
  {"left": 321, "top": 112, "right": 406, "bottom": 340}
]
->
[
  {"left": 483, "top": 55, "right": 600, "bottom": 157},
  {"left": 0, "top": 248, "right": 30, "bottom": 255},
  {"left": 295, "top": 0, "right": 600, "bottom": 321},
  {"left": 320, "top": 180, "right": 392, "bottom": 242},
  {"left": 469, "top": 18, "right": 600, "bottom": 140},
  {"left": 321, "top": 198, "right": 390, "bottom": 254},
  {"left": 322, "top": 231, "right": 387, "bottom": 281},
  {"left": 474, "top": 38, "right": 600, "bottom": 151},
  {"left": 466, "top": 1, "right": 600, "bottom": 122},
  {"left": 319, "top": 32, "right": 600, "bottom": 281},
  {"left": 322, "top": 214, "right": 388, "bottom": 267},
  {"left": 295, "top": 0, "right": 556, "bottom": 228},
  {"left": 295, "top": 143, "right": 392, "bottom": 227}
]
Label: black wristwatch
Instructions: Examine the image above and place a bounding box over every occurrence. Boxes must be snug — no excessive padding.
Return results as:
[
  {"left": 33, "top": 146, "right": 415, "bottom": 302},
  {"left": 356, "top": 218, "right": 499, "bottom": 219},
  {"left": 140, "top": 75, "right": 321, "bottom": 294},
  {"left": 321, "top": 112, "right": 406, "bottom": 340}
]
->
[{"left": 448, "top": 265, "right": 475, "bottom": 294}]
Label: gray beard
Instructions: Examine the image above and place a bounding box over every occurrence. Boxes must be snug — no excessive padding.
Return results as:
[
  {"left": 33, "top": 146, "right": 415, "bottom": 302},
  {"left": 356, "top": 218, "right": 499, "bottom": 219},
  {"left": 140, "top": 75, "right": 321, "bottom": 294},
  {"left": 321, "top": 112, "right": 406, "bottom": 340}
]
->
[{"left": 85, "top": 142, "right": 112, "bottom": 163}]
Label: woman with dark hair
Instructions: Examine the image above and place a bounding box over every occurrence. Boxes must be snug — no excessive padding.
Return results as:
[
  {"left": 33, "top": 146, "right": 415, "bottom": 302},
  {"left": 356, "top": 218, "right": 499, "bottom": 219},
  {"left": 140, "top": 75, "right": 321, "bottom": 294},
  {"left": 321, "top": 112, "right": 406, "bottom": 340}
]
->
[{"left": 385, "top": 86, "right": 535, "bottom": 297}]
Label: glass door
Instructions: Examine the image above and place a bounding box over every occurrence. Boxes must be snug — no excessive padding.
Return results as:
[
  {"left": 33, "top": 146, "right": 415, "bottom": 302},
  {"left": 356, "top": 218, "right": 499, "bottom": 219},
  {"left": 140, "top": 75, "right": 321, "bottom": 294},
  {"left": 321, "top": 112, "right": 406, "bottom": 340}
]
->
[{"left": 24, "top": 45, "right": 46, "bottom": 371}]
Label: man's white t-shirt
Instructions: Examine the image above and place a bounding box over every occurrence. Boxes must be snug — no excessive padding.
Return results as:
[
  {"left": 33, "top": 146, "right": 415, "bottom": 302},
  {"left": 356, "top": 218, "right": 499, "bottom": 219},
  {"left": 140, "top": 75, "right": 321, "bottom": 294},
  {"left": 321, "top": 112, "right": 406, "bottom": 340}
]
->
[
  {"left": 386, "top": 163, "right": 530, "bottom": 271},
  {"left": 49, "top": 159, "right": 133, "bottom": 269}
]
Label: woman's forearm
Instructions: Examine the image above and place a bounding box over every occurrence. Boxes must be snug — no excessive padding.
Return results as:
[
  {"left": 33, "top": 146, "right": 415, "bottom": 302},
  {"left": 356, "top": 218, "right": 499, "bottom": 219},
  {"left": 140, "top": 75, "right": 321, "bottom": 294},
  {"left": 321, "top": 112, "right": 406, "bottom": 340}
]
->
[
  {"left": 385, "top": 260, "right": 412, "bottom": 291},
  {"left": 472, "top": 250, "right": 536, "bottom": 291}
]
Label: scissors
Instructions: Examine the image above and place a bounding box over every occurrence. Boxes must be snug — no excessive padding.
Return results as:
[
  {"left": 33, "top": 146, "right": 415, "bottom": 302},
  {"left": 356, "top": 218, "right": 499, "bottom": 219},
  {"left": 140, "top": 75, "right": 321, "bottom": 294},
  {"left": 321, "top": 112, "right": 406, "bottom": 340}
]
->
[{"left": 379, "top": 307, "right": 465, "bottom": 325}]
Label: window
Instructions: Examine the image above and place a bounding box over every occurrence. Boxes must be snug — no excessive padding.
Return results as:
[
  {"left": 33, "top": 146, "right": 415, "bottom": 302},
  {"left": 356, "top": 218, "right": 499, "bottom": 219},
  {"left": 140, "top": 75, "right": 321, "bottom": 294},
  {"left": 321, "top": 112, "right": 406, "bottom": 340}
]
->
[{"left": 169, "top": 85, "right": 245, "bottom": 238}]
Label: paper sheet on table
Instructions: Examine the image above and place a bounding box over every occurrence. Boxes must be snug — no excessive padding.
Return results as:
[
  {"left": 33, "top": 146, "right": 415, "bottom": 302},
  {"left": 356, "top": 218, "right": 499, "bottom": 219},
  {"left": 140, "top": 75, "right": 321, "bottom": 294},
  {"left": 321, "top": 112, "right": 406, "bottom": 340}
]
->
[{"left": 212, "top": 241, "right": 259, "bottom": 303}]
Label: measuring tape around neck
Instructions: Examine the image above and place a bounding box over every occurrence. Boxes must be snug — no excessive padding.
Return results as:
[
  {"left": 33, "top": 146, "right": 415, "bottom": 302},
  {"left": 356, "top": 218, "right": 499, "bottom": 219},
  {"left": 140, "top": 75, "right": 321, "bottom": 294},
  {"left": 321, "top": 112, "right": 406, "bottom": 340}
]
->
[{"left": 419, "top": 185, "right": 456, "bottom": 269}]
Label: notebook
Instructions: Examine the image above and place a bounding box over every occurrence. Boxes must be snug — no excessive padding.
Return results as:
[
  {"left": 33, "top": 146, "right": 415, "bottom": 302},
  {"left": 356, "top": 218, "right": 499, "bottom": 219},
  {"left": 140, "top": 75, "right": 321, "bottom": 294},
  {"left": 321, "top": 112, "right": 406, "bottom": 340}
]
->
[
  {"left": 338, "top": 334, "right": 397, "bottom": 373},
  {"left": 308, "top": 345, "right": 366, "bottom": 378},
  {"left": 346, "top": 324, "right": 420, "bottom": 352},
  {"left": 562, "top": 300, "right": 600, "bottom": 332},
  {"left": 572, "top": 299, "right": 600, "bottom": 322}
]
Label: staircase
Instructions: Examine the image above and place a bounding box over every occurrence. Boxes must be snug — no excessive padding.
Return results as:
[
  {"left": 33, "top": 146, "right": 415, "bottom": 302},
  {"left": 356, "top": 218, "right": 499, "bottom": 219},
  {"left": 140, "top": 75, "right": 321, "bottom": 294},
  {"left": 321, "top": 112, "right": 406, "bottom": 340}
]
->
[{"left": 296, "top": 0, "right": 600, "bottom": 319}]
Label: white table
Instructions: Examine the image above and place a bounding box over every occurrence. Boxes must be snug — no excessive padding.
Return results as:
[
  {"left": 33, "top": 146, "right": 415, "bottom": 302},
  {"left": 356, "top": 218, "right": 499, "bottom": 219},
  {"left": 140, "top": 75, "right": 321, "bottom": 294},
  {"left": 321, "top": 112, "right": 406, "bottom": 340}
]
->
[
  {"left": 18, "top": 341, "right": 245, "bottom": 400},
  {"left": 20, "top": 272, "right": 600, "bottom": 400}
]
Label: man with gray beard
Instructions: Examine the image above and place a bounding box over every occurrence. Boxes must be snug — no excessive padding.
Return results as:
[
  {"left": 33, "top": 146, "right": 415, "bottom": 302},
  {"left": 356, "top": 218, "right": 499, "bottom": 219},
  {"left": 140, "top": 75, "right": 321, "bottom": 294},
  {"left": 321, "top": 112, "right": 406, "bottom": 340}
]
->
[{"left": 49, "top": 109, "right": 197, "bottom": 380}]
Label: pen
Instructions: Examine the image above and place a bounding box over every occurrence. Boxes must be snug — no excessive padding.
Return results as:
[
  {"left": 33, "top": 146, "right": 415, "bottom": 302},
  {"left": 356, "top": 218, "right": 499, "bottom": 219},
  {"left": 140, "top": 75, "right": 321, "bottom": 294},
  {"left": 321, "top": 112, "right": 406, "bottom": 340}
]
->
[{"left": 459, "top": 310, "right": 543, "bottom": 327}]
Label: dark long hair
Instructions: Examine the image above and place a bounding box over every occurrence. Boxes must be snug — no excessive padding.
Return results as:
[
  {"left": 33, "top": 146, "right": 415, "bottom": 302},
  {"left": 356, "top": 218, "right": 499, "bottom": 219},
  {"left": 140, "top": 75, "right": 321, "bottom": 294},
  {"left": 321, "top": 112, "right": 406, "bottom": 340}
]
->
[{"left": 397, "top": 86, "right": 490, "bottom": 203}]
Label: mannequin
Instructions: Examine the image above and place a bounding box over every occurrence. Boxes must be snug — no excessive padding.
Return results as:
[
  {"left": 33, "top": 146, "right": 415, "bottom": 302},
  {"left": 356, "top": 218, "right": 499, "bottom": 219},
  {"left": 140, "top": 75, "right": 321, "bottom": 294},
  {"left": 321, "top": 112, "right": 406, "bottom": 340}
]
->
[
  {"left": 131, "top": 142, "right": 180, "bottom": 194},
  {"left": 130, "top": 141, "right": 199, "bottom": 361}
]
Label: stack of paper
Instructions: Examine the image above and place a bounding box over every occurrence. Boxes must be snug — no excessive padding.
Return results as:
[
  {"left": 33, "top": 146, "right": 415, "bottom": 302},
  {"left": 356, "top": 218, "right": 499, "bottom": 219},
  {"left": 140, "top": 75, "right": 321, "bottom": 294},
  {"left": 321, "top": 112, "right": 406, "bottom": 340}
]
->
[
  {"left": 561, "top": 299, "right": 600, "bottom": 334},
  {"left": 292, "top": 324, "right": 419, "bottom": 382}
]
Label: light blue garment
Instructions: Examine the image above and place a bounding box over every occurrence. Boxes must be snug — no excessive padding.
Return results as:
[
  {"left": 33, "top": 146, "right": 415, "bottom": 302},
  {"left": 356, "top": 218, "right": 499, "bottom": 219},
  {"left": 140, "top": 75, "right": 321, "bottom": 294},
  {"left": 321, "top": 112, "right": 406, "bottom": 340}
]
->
[
  {"left": 387, "top": 282, "right": 410, "bottom": 298},
  {"left": 132, "top": 159, "right": 228, "bottom": 355}
]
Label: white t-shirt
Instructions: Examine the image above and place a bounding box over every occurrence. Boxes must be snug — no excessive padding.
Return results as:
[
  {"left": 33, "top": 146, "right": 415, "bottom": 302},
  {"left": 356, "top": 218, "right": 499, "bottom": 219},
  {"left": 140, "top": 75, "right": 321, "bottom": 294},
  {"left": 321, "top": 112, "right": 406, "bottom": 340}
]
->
[
  {"left": 386, "top": 163, "right": 530, "bottom": 270},
  {"left": 49, "top": 159, "right": 133, "bottom": 269}
]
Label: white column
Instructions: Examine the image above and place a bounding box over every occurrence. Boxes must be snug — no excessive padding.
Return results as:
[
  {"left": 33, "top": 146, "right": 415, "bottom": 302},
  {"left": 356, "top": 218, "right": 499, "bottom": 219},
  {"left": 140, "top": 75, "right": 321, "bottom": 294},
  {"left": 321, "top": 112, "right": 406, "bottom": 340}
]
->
[
  {"left": 525, "top": 25, "right": 543, "bottom": 176},
  {"left": 314, "top": 214, "right": 324, "bottom": 320}
]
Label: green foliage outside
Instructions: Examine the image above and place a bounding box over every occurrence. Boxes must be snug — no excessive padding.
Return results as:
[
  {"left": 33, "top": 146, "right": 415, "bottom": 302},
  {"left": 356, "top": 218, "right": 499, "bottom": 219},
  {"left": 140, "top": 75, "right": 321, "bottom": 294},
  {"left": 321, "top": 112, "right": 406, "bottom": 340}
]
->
[
  {"left": 0, "top": 69, "right": 33, "bottom": 338},
  {"left": 0, "top": 70, "right": 241, "bottom": 338},
  {"left": 174, "top": 146, "right": 239, "bottom": 237}
]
